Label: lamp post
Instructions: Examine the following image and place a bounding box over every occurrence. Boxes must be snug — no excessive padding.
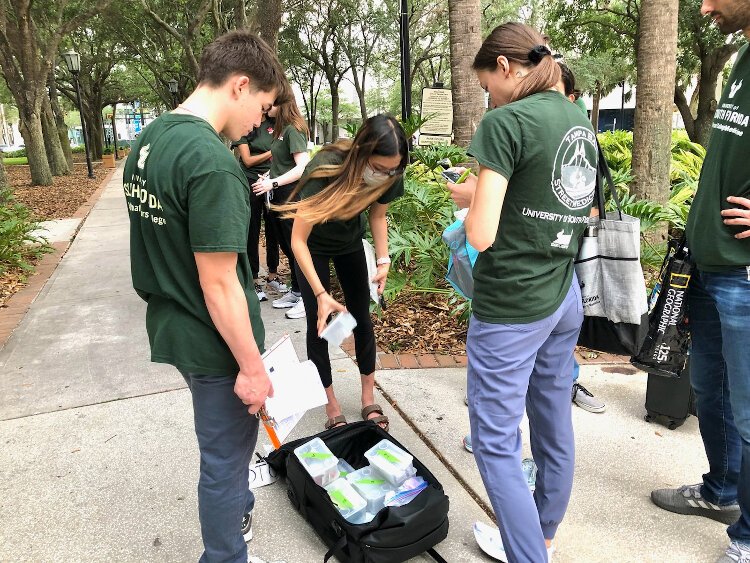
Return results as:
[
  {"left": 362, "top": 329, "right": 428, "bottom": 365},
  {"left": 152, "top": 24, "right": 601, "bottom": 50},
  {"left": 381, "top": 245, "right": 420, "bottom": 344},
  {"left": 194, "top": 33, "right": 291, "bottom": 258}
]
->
[
  {"left": 167, "top": 79, "right": 179, "bottom": 110},
  {"left": 399, "top": 0, "right": 412, "bottom": 124},
  {"left": 62, "top": 49, "right": 94, "bottom": 179}
]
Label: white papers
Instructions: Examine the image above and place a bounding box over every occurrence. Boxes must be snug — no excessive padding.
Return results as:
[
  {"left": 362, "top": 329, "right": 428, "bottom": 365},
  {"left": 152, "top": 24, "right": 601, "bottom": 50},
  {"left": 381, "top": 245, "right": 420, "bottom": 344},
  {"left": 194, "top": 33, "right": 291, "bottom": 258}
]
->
[
  {"left": 362, "top": 238, "right": 379, "bottom": 304},
  {"left": 249, "top": 455, "right": 279, "bottom": 489},
  {"left": 261, "top": 335, "right": 328, "bottom": 442}
]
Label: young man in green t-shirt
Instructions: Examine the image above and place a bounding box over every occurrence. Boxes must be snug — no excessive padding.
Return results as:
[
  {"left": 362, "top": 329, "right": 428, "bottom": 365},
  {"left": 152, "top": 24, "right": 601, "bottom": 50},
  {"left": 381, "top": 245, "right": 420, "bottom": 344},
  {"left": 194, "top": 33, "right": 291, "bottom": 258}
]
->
[
  {"left": 651, "top": 3, "right": 750, "bottom": 561},
  {"left": 124, "top": 30, "right": 287, "bottom": 563}
]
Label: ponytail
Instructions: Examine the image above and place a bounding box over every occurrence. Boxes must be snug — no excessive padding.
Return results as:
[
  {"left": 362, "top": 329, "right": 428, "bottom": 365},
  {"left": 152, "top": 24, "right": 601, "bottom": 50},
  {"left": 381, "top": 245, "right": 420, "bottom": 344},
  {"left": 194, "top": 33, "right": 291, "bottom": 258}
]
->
[{"left": 472, "top": 22, "right": 561, "bottom": 103}]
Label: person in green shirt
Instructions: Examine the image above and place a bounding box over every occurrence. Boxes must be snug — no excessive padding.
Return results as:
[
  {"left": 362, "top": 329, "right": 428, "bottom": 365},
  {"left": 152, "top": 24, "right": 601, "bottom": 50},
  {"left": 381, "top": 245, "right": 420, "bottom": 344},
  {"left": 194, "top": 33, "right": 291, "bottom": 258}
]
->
[
  {"left": 274, "top": 115, "right": 407, "bottom": 431},
  {"left": 652, "top": 3, "right": 750, "bottom": 561},
  {"left": 252, "top": 98, "right": 310, "bottom": 319},
  {"left": 124, "top": 30, "right": 287, "bottom": 563},
  {"left": 457, "top": 23, "right": 596, "bottom": 562},
  {"left": 233, "top": 118, "right": 286, "bottom": 302}
]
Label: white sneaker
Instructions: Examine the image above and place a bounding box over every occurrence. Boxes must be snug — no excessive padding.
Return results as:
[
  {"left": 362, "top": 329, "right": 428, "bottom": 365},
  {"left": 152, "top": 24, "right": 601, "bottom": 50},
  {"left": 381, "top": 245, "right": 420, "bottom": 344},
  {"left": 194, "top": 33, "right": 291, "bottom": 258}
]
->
[
  {"left": 272, "top": 292, "right": 300, "bottom": 309},
  {"left": 285, "top": 300, "right": 306, "bottom": 319},
  {"left": 254, "top": 284, "right": 267, "bottom": 303},
  {"left": 266, "top": 278, "right": 288, "bottom": 294},
  {"left": 572, "top": 383, "right": 606, "bottom": 413},
  {"left": 242, "top": 511, "right": 253, "bottom": 542},
  {"left": 473, "top": 521, "right": 507, "bottom": 562},
  {"left": 717, "top": 541, "right": 750, "bottom": 563}
]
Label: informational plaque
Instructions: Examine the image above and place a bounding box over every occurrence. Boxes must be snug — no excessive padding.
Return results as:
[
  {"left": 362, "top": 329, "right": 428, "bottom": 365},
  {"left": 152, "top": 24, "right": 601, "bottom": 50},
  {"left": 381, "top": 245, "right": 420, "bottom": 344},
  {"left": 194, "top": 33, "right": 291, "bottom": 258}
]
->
[{"left": 418, "top": 87, "right": 453, "bottom": 146}]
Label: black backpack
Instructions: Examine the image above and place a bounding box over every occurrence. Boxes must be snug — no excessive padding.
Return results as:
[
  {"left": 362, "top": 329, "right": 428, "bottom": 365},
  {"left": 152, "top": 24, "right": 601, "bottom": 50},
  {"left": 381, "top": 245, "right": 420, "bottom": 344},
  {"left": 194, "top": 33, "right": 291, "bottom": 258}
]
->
[{"left": 266, "top": 421, "right": 450, "bottom": 563}]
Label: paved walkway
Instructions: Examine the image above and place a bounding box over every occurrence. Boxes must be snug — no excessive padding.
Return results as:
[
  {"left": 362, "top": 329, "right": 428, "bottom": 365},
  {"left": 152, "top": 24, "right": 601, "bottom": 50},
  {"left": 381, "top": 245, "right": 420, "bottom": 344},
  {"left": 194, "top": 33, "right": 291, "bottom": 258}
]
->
[{"left": 0, "top": 164, "right": 729, "bottom": 562}]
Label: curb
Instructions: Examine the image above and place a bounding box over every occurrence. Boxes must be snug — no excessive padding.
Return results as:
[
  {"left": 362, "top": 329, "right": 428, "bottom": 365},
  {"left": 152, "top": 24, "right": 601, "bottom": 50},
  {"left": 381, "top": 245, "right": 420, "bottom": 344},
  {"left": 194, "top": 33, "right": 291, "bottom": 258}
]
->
[
  {"left": 341, "top": 336, "right": 630, "bottom": 370},
  {"left": 0, "top": 164, "right": 117, "bottom": 348}
]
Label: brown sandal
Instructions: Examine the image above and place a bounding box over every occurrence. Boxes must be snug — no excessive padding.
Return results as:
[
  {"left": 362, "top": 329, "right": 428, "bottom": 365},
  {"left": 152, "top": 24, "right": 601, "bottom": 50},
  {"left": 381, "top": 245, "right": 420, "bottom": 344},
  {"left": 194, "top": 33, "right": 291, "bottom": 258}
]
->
[
  {"left": 324, "top": 415, "right": 347, "bottom": 430},
  {"left": 361, "top": 404, "right": 389, "bottom": 432}
]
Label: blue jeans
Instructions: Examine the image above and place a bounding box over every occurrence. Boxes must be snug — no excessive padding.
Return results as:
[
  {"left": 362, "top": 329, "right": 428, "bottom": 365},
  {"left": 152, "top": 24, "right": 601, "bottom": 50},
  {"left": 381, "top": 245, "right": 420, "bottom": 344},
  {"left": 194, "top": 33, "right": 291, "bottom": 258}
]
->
[
  {"left": 181, "top": 372, "right": 258, "bottom": 563},
  {"left": 467, "top": 278, "right": 582, "bottom": 562},
  {"left": 689, "top": 268, "right": 750, "bottom": 543}
]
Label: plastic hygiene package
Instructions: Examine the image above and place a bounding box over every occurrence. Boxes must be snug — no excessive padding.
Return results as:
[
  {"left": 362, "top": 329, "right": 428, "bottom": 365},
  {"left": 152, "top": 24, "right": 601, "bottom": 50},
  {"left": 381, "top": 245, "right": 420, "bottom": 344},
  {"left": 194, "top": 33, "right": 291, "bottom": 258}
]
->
[
  {"left": 346, "top": 465, "right": 395, "bottom": 515},
  {"left": 364, "top": 439, "right": 416, "bottom": 486},
  {"left": 337, "top": 459, "right": 356, "bottom": 479},
  {"left": 384, "top": 477, "right": 429, "bottom": 507},
  {"left": 324, "top": 478, "right": 368, "bottom": 524},
  {"left": 320, "top": 312, "right": 358, "bottom": 347},
  {"left": 293, "top": 437, "right": 340, "bottom": 487}
]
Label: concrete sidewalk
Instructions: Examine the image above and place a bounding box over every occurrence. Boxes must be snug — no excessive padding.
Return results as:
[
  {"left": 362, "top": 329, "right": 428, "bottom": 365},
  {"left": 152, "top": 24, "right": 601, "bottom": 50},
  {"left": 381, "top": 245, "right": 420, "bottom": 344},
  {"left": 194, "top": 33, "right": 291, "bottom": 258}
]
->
[{"left": 0, "top": 164, "right": 729, "bottom": 562}]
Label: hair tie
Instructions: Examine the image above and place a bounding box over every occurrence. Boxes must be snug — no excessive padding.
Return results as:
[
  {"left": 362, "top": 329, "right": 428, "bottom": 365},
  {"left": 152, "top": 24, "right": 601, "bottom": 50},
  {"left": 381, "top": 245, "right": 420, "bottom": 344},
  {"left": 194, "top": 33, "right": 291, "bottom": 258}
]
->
[{"left": 528, "top": 45, "right": 552, "bottom": 65}]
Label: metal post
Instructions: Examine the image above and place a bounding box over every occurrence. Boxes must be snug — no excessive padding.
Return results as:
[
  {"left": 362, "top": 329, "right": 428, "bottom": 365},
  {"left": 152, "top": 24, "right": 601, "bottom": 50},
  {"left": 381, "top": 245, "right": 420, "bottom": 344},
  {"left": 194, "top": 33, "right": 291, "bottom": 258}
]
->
[
  {"left": 620, "top": 82, "right": 626, "bottom": 131},
  {"left": 73, "top": 75, "right": 94, "bottom": 179},
  {"left": 111, "top": 105, "right": 119, "bottom": 160},
  {"left": 399, "top": 0, "right": 412, "bottom": 123}
]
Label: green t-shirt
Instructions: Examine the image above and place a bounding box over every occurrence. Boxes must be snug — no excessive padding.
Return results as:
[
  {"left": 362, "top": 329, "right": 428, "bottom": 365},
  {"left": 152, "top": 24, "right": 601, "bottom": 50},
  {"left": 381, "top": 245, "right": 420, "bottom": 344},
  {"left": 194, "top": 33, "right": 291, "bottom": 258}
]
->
[
  {"left": 574, "top": 97, "right": 588, "bottom": 117},
  {"left": 269, "top": 124, "right": 309, "bottom": 179},
  {"left": 468, "top": 90, "right": 597, "bottom": 324},
  {"left": 299, "top": 150, "right": 404, "bottom": 255},
  {"left": 124, "top": 112, "right": 265, "bottom": 376},
  {"left": 686, "top": 43, "right": 750, "bottom": 271},
  {"left": 236, "top": 117, "right": 275, "bottom": 183}
]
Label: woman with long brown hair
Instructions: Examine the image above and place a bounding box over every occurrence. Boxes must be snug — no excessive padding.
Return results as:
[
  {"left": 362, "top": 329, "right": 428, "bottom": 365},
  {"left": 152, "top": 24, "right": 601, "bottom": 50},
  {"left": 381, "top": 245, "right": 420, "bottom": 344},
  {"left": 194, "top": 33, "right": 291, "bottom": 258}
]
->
[
  {"left": 459, "top": 22, "right": 597, "bottom": 562},
  {"left": 275, "top": 114, "right": 408, "bottom": 430},
  {"left": 252, "top": 97, "right": 310, "bottom": 318}
]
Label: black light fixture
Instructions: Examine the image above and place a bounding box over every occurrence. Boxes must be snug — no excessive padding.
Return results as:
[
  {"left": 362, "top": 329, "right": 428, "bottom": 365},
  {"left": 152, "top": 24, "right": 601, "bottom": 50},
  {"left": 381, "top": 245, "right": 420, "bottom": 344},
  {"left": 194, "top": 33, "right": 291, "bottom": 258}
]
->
[
  {"left": 167, "top": 78, "right": 179, "bottom": 109},
  {"left": 63, "top": 49, "right": 94, "bottom": 178}
]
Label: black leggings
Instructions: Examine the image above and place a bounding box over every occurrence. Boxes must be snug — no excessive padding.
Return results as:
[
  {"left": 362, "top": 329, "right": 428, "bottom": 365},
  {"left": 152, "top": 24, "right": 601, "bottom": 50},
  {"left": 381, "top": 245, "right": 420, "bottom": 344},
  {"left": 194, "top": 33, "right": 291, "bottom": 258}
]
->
[
  {"left": 295, "top": 248, "right": 377, "bottom": 388},
  {"left": 267, "top": 185, "right": 299, "bottom": 292},
  {"left": 248, "top": 193, "right": 279, "bottom": 280}
]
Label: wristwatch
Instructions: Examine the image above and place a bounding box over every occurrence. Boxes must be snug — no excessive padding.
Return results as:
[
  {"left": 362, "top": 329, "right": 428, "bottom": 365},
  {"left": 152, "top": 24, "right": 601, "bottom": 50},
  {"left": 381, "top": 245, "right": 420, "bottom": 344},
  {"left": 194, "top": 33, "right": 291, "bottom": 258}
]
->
[
  {"left": 272, "top": 180, "right": 279, "bottom": 188},
  {"left": 376, "top": 257, "right": 391, "bottom": 266}
]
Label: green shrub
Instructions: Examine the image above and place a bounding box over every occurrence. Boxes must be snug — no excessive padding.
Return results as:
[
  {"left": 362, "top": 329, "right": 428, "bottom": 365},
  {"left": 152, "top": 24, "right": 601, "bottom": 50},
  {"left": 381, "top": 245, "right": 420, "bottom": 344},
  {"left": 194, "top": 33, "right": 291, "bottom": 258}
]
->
[
  {"left": 71, "top": 145, "right": 86, "bottom": 153},
  {"left": 2, "top": 157, "right": 28, "bottom": 166},
  {"left": 1, "top": 148, "right": 27, "bottom": 158},
  {"left": 0, "top": 189, "right": 51, "bottom": 274}
]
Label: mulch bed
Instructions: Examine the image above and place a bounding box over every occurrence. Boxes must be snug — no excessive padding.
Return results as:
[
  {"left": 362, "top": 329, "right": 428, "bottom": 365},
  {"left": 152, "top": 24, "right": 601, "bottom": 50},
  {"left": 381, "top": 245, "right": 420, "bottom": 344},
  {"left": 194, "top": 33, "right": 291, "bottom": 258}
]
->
[
  {"left": 0, "top": 261, "right": 40, "bottom": 308},
  {"left": 372, "top": 292, "right": 467, "bottom": 355},
  {"left": 7, "top": 157, "right": 108, "bottom": 221}
]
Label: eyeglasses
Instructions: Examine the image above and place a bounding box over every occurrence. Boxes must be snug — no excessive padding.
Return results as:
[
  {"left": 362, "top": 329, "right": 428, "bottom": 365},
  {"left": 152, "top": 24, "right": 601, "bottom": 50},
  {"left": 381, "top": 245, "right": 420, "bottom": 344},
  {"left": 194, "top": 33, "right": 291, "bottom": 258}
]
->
[{"left": 368, "top": 164, "right": 404, "bottom": 178}]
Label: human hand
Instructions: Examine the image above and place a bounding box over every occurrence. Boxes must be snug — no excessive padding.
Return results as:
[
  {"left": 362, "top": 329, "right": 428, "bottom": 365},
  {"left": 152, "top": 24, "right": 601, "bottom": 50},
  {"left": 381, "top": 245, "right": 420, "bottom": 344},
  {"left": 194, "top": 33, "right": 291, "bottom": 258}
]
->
[
  {"left": 446, "top": 168, "right": 478, "bottom": 209},
  {"left": 722, "top": 196, "right": 750, "bottom": 239},
  {"left": 252, "top": 177, "right": 274, "bottom": 195},
  {"left": 316, "top": 292, "right": 347, "bottom": 337},
  {"left": 372, "top": 264, "right": 389, "bottom": 295},
  {"left": 234, "top": 362, "right": 274, "bottom": 415}
]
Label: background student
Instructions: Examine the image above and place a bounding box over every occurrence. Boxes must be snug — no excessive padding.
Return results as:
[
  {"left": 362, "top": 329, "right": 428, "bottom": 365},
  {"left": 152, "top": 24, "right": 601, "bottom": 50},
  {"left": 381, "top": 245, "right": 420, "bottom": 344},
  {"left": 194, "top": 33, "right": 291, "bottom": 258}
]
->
[
  {"left": 275, "top": 114, "right": 407, "bottom": 430},
  {"left": 234, "top": 117, "right": 285, "bottom": 302},
  {"left": 252, "top": 98, "right": 310, "bottom": 319}
]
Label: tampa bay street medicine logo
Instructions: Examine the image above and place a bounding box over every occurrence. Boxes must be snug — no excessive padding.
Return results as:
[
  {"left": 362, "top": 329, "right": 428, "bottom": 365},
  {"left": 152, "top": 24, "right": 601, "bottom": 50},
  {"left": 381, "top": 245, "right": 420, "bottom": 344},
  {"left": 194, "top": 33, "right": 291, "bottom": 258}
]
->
[
  {"left": 137, "top": 144, "right": 151, "bottom": 169},
  {"left": 730, "top": 79, "right": 743, "bottom": 99},
  {"left": 551, "top": 126, "right": 597, "bottom": 210}
]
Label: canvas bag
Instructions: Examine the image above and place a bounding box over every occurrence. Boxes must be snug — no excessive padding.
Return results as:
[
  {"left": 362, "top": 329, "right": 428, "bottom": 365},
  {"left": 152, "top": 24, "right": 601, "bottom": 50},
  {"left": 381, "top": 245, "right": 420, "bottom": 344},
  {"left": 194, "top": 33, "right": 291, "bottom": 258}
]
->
[{"left": 575, "top": 144, "right": 648, "bottom": 355}]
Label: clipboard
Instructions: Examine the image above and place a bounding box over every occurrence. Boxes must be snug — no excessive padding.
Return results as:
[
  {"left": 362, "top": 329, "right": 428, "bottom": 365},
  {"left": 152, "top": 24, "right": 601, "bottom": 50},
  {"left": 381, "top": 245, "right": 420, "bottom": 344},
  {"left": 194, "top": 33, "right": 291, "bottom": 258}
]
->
[{"left": 258, "top": 335, "right": 328, "bottom": 448}]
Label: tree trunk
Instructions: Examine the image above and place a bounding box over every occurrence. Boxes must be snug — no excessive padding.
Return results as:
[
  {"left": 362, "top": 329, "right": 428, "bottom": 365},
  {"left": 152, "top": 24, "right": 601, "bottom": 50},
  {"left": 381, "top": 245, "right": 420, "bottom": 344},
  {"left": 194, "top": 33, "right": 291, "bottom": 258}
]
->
[
  {"left": 18, "top": 108, "right": 53, "bottom": 186},
  {"left": 82, "top": 105, "right": 104, "bottom": 160},
  {"left": 234, "top": 0, "right": 248, "bottom": 28},
  {"left": 257, "top": 0, "right": 282, "bottom": 50},
  {"left": 631, "top": 0, "right": 679, "bottom": 208},
  {"left": 447, "top": 0, "right": 485, "bottom": 147},
  {"left": 330, "top": 86, "right": 340, "bottom": 141},
  {"left": 591, "top": 87, "right": 601, "bottom": 133},
  {"left": 48, "top": 76, "right": 73, "bottom": 169},
  {"left": 41, "top": 96, "right": 70, "bottom": 176}
]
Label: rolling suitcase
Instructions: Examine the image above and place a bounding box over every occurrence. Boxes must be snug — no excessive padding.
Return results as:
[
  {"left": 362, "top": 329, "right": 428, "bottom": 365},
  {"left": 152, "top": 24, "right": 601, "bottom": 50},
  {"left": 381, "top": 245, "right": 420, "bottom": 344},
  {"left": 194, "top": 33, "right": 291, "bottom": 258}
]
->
[{"left": 644, "top": 360, "right": 696, "bottom": 430}]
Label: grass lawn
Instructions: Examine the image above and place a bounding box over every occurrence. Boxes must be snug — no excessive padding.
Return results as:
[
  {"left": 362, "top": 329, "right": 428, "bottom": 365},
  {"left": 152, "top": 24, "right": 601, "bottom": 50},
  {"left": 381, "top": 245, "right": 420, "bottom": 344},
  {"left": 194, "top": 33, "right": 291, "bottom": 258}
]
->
[{"left": 2, "top": 157, "right": 28, "bottom": 165}]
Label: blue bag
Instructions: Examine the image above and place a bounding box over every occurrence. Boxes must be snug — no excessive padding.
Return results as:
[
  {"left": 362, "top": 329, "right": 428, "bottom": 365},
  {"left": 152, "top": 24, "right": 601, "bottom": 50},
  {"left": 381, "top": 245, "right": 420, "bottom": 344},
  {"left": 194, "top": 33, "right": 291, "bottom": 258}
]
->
[{"left": 442, "top": 217, "right": 479, "bottom": 299}]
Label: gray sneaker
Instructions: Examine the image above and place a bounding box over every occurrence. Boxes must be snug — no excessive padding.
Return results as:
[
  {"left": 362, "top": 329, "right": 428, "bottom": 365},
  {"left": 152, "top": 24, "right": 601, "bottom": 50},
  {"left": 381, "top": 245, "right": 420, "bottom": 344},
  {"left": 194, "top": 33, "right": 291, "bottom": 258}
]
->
[
  {"left": 272, "top": 291, "right": 301, "bottom": 309},
  {"left": 572, "top": 383, "right": 606, "bottom": 413},
  {"left": 242, "top": 511, "right": 253, "bottom": 542},
  {"left": 651, "top": 483, "right": 741, "bottom": 525},
  {"left": 716, "top": 541, "right": 750, "bottom": 563},
  {"left": 266, "top": 278, "right": 288, "bottom": 294}
]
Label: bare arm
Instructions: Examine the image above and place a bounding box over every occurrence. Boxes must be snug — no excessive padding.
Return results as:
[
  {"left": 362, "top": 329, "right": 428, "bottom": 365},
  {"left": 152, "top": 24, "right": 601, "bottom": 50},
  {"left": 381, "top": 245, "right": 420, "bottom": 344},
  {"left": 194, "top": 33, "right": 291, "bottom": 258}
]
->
[
  {"left": 194, "top": 252, "right": 273, "bottom": 413},
  {"left": 464, "top": 167, "right": 509, "bottom": 252},
  {"left": 253, "top": 151, "right": 311, "bottom": 194},
  {"left": 290, "top": 216, "right": 345, "bottom": 335},
  {"left": 368, "top": 202, "right": 390, "bottom": 295},
  {"left": 237, "top": 144, "right": 271, "bottom": 168}
]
